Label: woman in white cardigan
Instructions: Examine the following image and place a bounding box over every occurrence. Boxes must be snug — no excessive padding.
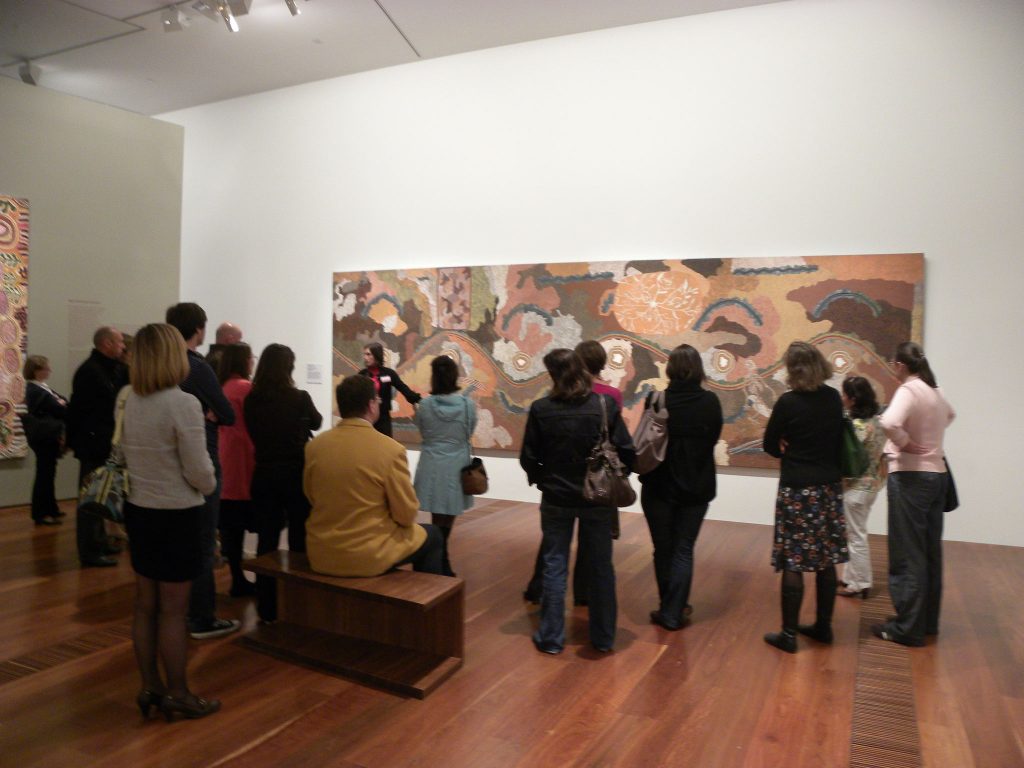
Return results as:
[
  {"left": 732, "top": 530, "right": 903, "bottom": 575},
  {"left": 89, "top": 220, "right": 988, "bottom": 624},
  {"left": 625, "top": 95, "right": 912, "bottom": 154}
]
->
[
  {"left": 872, "top": 341, "right": 955, "bottom": 647},
  {"left": 120, "top": 324, "right": 218, "bottom": 721}
]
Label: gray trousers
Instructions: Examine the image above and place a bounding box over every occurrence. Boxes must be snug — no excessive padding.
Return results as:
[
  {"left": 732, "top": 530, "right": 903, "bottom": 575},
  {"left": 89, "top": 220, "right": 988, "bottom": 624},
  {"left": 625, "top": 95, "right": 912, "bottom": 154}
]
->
[{"left": 886, "top": 471, "right": 947, "bottom": 642}]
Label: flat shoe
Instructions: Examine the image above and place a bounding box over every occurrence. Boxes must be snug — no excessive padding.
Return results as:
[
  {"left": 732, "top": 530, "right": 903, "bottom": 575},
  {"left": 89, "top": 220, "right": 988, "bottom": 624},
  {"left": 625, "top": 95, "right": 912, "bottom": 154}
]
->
[
  {"left": 871, "top": 623, "right": 925, "bottom": 647},
  {"left": 837, "top": 586, "right": 869, "bottom": 599},
  {"left": 532, "top": 637, "right": 561, "bottom": 655},
  {"left": 650, "top": 610, "right": 684, "bottom": 631}
]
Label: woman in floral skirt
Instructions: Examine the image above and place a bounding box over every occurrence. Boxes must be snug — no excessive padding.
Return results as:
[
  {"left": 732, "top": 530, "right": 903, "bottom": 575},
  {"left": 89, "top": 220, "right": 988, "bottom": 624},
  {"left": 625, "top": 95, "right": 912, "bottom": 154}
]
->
[{"left": 762, "top": 342, "right": 847, "bottom": 653}]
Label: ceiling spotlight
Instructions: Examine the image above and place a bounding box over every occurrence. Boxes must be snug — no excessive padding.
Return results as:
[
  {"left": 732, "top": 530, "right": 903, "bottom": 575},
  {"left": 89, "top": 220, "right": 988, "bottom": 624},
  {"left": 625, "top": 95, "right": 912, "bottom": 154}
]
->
[
  {"left": 18, "top": 60, "right": 40, "bottom": 86},
  {"left": 219, "top": 3, "right": 239, "bottom": 32},
  {"left": 285, "top": 0, "right": 300, "bottom": 15},
  {"left": 161, "top": 6, "right": 188, "bottom": 32}
]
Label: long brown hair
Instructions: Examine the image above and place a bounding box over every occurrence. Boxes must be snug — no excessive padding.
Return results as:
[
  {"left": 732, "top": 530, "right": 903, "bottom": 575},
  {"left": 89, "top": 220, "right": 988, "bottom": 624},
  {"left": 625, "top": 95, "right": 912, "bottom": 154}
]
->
[
  {"left": 893, "top": 341, "right": 937, "bottom": 388},
  {"left": 543, "top": 348, "right": 591, "bottom": 403}
]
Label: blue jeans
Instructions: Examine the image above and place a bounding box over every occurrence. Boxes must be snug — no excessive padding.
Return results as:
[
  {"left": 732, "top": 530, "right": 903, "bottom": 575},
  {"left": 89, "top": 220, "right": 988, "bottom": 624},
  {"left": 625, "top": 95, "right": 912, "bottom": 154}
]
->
[
  {"left": 534, "top": 502, "right": 616, "bottom": 651},
  {"left": 887, "top": 471, "right": 947, "bottom": 642},
  {"left": 641, "top": 485, "right": 708, "bottom": 627}
]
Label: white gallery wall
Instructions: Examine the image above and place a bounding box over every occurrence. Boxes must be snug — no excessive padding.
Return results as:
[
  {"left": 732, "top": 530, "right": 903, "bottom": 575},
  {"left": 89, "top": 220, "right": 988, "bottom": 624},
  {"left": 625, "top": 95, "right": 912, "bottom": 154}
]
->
[
  {"left": 0, "top": 79, "right": 184, "bottom": 507},
  {"left": 163, "top": 0, "right": 1024, "bottom": 546}
]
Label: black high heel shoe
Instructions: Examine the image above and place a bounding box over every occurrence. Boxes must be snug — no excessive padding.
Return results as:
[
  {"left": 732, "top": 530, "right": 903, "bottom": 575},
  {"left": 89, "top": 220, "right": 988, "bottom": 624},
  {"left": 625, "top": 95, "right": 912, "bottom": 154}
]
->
[
  {"left": 136, "top": 689, "right": 164, "bottom": 719},
  {"left": 160, "top": 693, "right": 221, "bottom": 721}
]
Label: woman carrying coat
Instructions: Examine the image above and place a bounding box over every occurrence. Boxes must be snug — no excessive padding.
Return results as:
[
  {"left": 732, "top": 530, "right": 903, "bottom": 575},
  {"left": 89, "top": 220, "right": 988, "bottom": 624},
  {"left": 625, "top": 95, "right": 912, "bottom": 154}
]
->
[
  {"left": 873, "top": 342, "right": 955, "bottom": 647},
  {"left": 762, "top": 341, "right": 847, "bottom": 653},
  {"left": 520, "top": 348, "right": 635, "bottom": 655},
  {"left": 639, "top": 344, "right": 723, "bottom": 630},
  {"left": 413, "top": 355, "right": 476, "bottom": 577},
  {"left": 22, "top": 355, "right": 68, "bottom": 526},
  {"left": 359, "top": 342, "right": 421, "bottom": 437},
  {"left": 838, "top": 376, "right": 886, "bottom": 599}
]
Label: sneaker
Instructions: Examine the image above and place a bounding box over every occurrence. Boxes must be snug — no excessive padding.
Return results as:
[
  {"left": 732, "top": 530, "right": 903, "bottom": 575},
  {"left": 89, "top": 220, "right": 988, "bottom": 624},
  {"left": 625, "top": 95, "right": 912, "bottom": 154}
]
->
[{"left": 189, "top": 618, "right": 241, "bottom": 640}]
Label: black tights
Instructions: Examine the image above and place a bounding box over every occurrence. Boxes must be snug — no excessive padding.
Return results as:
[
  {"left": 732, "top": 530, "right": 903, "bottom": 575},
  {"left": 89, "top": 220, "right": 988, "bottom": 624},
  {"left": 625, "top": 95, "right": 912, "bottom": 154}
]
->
[
  {"left": 431, "top": 514, "right": 456, "bottom": 577},
  {"left": 133, "top": 576, "right": 192, "bottom": 696},
  {"left": 780, "top": 566, "right": 837, "bottom": 633}
]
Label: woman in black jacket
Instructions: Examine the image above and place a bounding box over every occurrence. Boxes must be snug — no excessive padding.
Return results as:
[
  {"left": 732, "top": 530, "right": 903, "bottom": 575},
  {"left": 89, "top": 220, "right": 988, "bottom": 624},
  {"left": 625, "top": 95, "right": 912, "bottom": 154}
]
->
[
  {"left": 761, "top": 341, "right": 847, "bottom": 653},
  {"left": 358, "top": 342, "right": 421, "bottom": 437},
  {"left": 639, "top": 344, "right": 723, "bottom": 630},
  {"left": 520, "top": 348, "right": 635, "bottom": 655},
  {"left": 244, "top": 344, "right": 322, "bottom": 622},
  {"left": 22, "top": 355, "right": 68, "bottom": 525}
]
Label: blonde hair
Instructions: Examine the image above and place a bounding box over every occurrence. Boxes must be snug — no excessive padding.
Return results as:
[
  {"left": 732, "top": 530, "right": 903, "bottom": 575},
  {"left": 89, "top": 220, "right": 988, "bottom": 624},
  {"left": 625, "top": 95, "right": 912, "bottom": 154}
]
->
[
  {"left": 131, "top": 323, "right": 189, "bottom": 396},
  {"left": 785, "top": 341, "right": 832, "bottom": 392}
]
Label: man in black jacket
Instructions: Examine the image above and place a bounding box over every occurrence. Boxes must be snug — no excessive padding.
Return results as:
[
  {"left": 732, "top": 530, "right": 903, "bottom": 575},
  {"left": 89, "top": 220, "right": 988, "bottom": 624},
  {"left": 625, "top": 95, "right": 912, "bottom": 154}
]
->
[
  {"left": 66, "top": 326, "right": 128, "bottom": 567},
  {"left": 166, "top": 302, "right": 240, "bottom": 640}
]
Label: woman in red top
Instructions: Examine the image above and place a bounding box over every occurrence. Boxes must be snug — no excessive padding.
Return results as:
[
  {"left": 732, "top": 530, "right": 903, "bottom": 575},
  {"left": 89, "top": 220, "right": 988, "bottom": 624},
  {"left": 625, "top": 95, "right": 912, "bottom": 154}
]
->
[{"left": 217, "top": 343, "right": 256, "bottom": 597}]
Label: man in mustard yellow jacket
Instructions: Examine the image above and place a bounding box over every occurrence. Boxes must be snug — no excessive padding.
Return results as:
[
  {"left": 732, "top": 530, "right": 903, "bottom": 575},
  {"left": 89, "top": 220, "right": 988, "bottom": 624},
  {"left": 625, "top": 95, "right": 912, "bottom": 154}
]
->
[{"left": 304, "top": 375, "right": 443, "bottom": 577}]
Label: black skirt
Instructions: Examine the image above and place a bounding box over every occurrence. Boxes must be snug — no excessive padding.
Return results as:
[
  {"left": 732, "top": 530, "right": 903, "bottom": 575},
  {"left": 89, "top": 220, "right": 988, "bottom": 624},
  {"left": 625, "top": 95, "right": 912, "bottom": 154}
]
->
[{"left": 124, "top": 501, "right": 203, "bottom": 582}]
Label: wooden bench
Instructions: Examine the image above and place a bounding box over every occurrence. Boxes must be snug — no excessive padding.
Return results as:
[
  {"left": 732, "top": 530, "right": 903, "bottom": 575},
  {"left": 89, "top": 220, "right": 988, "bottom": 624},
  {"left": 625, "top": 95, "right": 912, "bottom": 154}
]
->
[{"left": 240, "top": 550, "right": 464, "bottom": 699}]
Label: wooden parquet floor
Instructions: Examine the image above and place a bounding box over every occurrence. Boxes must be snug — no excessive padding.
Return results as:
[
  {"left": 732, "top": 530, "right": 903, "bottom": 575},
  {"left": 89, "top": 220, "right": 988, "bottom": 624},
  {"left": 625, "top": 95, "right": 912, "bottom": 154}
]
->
[{"left": 0, "top": 497, "right": 1021, "bottom": 767}]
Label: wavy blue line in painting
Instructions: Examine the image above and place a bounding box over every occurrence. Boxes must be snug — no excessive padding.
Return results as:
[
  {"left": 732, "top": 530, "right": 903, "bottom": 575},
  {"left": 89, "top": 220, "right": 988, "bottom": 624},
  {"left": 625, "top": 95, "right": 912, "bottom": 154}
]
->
[
  {"left": 694, "top": 298, "right": 764, "bottom": 330},
  {"left": 497, "top": 388, "right": 531, "bottom": 415},
  {"left": 535, "top": 272, "right": 616, "bottom": 286},
  {"left": 733, "top": 265, "right": 818, "bottom": 275},
  {"left": 813, "top": 290, "right": 882, "bottom": 318},
  {"left": 501, "top": 303, "right": 556, "bottom": 331},
  {"left": 600, "top": 292, "right": 615, "bottom": 313}
]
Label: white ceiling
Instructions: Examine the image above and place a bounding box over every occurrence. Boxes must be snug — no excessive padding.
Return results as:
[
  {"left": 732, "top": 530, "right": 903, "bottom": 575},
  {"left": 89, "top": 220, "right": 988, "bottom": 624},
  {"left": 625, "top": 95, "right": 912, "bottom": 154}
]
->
[{"left": 0, "top": 0, "right": 785, "bottom": 116}]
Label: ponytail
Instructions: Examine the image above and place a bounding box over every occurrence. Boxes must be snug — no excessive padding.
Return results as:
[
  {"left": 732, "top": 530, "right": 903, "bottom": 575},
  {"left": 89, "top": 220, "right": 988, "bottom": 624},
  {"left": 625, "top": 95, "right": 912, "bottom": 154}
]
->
[{"left": 894, "top": 341, "right": 937, "bottom": 388}]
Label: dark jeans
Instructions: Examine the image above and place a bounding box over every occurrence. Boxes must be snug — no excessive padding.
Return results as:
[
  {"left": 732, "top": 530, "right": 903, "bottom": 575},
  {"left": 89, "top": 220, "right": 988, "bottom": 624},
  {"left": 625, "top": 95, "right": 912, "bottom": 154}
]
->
[
  {"left": 641, "top": 485, "right": 708, "bottom": 627},
  {"left": 534, "top": 502, "right": 616, "bottom": 652},
  {"left": 252, "top": 464, "right": 310, "bottom": 622},
  {"left": 393, "top": 524, "right": 444, "bottom": 574},
  {"left": 77, "top": 458, "right": 108, "bottom": 562},
  {"left": 31, "top": 443, "right": 61, "bottom": 521},
  {"left": 187, "top": 467, "right": 221, "bottom": 630},
  {"left": 526, "top": 539, "right": 590, "bottom": 604},
  {"left": 887, "top": 471, "right": 947, "bottom": 642}
]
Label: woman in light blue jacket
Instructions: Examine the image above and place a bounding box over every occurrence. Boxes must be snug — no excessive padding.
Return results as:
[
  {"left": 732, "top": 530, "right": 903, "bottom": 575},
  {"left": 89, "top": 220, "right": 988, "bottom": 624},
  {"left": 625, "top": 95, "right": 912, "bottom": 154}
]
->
[{"left": 414, "top": 355, "right": 476, "bottom": 576}]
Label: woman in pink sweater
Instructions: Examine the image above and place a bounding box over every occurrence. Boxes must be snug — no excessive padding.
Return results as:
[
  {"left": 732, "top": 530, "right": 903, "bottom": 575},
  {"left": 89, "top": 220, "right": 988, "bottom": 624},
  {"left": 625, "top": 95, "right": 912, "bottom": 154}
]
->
[{"left": 873, "top": 342, "right": 955, "bottom": 647}]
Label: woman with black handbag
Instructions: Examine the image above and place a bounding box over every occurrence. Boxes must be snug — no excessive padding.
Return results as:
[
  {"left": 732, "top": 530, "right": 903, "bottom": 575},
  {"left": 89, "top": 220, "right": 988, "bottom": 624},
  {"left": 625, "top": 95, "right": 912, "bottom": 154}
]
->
[
  {"left": 22, "top": 355, "right": 68, "bottom": 526},
  {"left": 520, "top": 348, "right": 635, "bottom": 654},
  {"left": 873, "top": 342, "right": 955, "bottom": 647},
  {"left": 639, "top": 344, "right": 723, "bottom": 631}
]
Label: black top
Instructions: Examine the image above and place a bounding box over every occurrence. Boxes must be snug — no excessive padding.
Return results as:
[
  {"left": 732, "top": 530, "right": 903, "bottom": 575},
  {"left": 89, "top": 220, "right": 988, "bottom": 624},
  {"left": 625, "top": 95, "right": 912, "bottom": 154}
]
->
[
  {"left": 244, "top": 388, "right": 323, "bottom": 469},
  {"left": 23, "top": 381, "right": 67, "bottom": 449},
  {"left": 520, "top": 392, "right": 636, "bottom": 508},
  {"left": 181, "top": 349, "right": 235, "bottom": 462},
  {"left": 66, "top": 349, "right": 129, "bottom": 462},
  {"left": 358, "top": 365, "right": 421, "bottom": 435},
  {"left": 640, "top": 381, "right": 723, "bottom": 503},
  {"left": 762, "top": 386, "right": 843, "bottom": 487}
]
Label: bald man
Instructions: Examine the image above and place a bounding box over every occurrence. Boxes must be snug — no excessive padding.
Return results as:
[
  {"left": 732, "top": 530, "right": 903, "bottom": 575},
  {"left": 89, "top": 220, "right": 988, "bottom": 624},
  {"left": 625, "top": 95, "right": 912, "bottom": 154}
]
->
[
  {"left": 206, "top": 322, "right": 243, "bottom": 373},
  {"left": 67, "top": 326, "right": 129, "bottom": 567}
]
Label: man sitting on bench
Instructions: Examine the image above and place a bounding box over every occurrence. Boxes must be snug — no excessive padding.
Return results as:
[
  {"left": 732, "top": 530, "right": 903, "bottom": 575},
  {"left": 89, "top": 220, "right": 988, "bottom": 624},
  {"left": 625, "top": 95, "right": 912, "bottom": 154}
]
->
[{"left": 304, "top": 374, "right": 444, "bottom": 577}]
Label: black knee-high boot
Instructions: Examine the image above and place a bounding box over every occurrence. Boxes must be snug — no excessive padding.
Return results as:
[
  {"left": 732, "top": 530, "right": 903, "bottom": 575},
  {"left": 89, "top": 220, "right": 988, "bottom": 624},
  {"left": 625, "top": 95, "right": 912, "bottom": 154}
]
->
[
  {"left": 765, "top": 570, "right": 803, "bottom": 653},
  {"left": 439, "top": 525, "right": 455, "bottom": 577},
  {"left": 798, "top": 566, "right": 836, "bottom": 643}
]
